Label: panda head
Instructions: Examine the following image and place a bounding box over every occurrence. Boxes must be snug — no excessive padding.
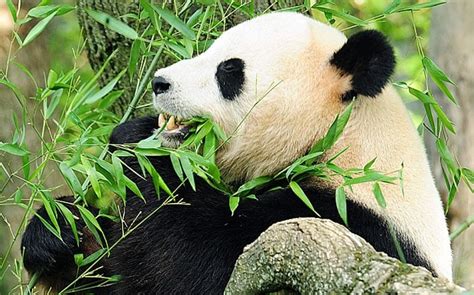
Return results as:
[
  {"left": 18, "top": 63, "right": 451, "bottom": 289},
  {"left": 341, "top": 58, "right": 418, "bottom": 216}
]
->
[{"left": 152, "top": 12, "right": 395, "bottom": 183}]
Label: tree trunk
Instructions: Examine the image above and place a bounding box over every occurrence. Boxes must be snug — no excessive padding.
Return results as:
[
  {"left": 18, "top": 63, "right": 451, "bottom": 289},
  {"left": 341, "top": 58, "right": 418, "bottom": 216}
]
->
[
  {"left": 225, "top": 218, "right": 464, "bottom": 294},
  {"left": 427, "top": 1, "right": 474, "bottom": 287}
]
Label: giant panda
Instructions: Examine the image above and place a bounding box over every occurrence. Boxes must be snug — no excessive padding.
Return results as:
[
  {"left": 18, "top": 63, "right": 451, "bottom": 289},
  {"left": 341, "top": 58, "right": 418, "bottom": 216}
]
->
[{"left": 21, "top": 12, "right": 452, "bottom": 294}]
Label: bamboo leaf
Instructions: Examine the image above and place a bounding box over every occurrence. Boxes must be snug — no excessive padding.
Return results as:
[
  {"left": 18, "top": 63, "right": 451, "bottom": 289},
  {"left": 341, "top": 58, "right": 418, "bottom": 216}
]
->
[
  {"left": 0, "top": 142, "right": 30, "bottom": 156},
  {"left": 372, "top": 182, "right": 387, "bottom": 208},
  {"left": 79, "top": 248, "right": 106, "bottom": 267},
  {"left": 289, "top": 181, "right": 318, "bottom": 215},
  {"left": 56, "top": 203, "right": 79, "bottom": 245},
  {"left": 408, "top": 87, "right": 437, "bottom": 105},
  {"left": 6, "top": 0, "right": 17, "bottom": 22},
  {"left": 229, "top": 196, "right": 240, "bottom": 215},
  {"left": 432, "top": 104, "right": 455, "bottom": 134},
  {"left": 77, "top": 205, "right": 104, "bottom": 247},
  {"left": 85, "top": 70, "right": 126, "bottom": 104},
  {"left": 85, "top": 8, "right": 138, "bottom": 40},
  {"left": 22, "top": 10, "right": 58, "bottom": 46},
  {"left": 313, "top": 6, "right": 367, "bottom": 26},
  {"left": 180, "top": 156, "right": 196, "bottom": 190},
  {"left": 128, "top": 39, "right": 142, "bottom": 78},
  {"left": 391, "top": 0, "right": 445, "bottom": 13},
  {"left": 170, "top": 153, "right": 184, "bottom": 181},
  {"left": 233, "top": 176, "right": 273, "bottom": 197},
  {"left": 59, "top": 162, "right": 84, "bottom": 198},
  {"left": 335, "top": 186, "right": 348, "bottom": 226},
  {"left": 28, "top": 4, "right": 74, "bottom": 18},
  {"left": 149, "top": 4, "right": 196, "bottom": 40},
  {"left": 422, "top": 57, "right": 457, "bottom": 104},
  {"left": 123, "top": 175, "right": 144, "bottom": 200}
]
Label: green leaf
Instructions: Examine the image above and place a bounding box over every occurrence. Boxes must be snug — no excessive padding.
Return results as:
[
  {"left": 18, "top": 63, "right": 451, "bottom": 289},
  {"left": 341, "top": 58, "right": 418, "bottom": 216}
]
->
[
  {"left": 408, "top": 87, "right": 437, "bottom": 105},
  {"left": 59, "top": 162, "right": 84, "bottom": 198},
  {"left": 170, "top": 153, "right": 184, "bottom": 181},
  {"left": 128, "top": 39, "right": 142, "bottom": 78},
  {"left": 22, "top": 10, "right": 58, "bottom": 47},
  {"left": 391, "top": 0, "right": 445, "bottom": 13},
  {"left": 432, "top": 104, "right": 455, "bottom": 134},
  {"left": 229, "top": 196, "right": 240, "bottom": 215},
  {"left": 111, "top": 154, "right": 124, "bottom": 186},
  {"left": 436, "top": 139, "right": 457, "bottom": 173},
  {"left": 81, "top": 156, "right": 102, "bottom": 199},
  {"left": 203, "top": 132, "right": 217, "bottom": 162},
  {"left": 45, "top": 89, "right": 62, "bottom": 119},
  {"left": 344, "top": 171, "right": 398, "bottom": 186},
  {"left": 180, "top": 156, "right": 196, "bottom": 190},
  {"left": 0, "top": 142, "right": 29, "bottom": 156},
  {"left": 85, "top": 70, "right": 126, "bottom": 104},
  {"left": 166, "top": 41, "right": 192, "bottom": 59},
  {"left": 79, "top": 248, "right": 106, "bottom": 266},
  {"left": 422, "top": 57, "right": 457, "bottom": 104},
  {"left": 313, "top": 6, "right": 367, "bottom": 26},
  {"left": 6, "top": 0, "right": 17, "bottom": 22},
  {"left": 123, "top": 175, "right": 144, "bottom": 200},
  {"left": 363, "top": 157, "right": 377, "bottom": 172},
  {"left": 85, "top": 8, "right": 138, "bottom": 40},
  {"left": 35, "top": 213, "right": 61, "bottom": 240},
  {"left": 289, "top": 181, "right": 318, "bottom": 215},
  {"left": 98, "top": 90, "right": 124, "bottom": 110},
  {"left": 150, "top": 4, "right": 196, "bottom": 40},
  {"left": 0, "top": 79, "right": 24, "bottom": 100},
  {"left": 462, "top": 168, "right": 474, "bottom": 184},
  {"left": 335, "top": 187, "right": 348, "bottom": 226},
  {"left": 39, "top": 191, "right": 60, "bottom": 234},
  {"left": 139, "top": 0, "right": 159, "bottom": 30},
  {"left": 28, "top": 4, "right": 74, "bottom": 18},
  {"left": 309, "top": 102, "right": 352, "bottom": 154},
  {"left": 233, "top": 176, "right": 273, "bottom": 197},
  {"left": 384, "top": 0, "right": 401, "bottom": 14},
  {"left": 77, "top": 205, "right": 104, "bottom": 247},
  {"left": 191, "top": 120, "right": 213, "bottom": 146},
  {"left": 286, "top": 152, "right": 323, "bottom": 179},
  {"left": 74, "top": 253, "right": 84, "bottom": 267},
  {"left": 14, "top": 190, "right": 23, "bottom": 204},
  {"left": 372, "top": 182, "right": 387, "bottom": 208},
  {"left": 56, "top": 203, "right": 79, "bottom": 245}
]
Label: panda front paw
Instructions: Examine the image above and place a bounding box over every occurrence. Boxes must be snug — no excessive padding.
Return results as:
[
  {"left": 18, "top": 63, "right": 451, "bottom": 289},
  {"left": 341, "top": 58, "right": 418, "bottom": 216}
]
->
[{"left": 21, "top": 197, "right": 80, "bottom": 276}]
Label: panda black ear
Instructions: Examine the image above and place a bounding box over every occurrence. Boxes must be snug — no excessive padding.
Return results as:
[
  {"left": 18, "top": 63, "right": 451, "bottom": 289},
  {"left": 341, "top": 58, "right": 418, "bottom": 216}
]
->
[{"left": 330, "top": 30, "right": 395, "bottom": 100}]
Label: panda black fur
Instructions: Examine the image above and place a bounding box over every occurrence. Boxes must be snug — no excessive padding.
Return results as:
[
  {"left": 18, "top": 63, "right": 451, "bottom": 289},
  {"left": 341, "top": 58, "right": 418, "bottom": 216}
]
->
[{"left": 22, "top": 12, "right": 452, "bottom": 294}]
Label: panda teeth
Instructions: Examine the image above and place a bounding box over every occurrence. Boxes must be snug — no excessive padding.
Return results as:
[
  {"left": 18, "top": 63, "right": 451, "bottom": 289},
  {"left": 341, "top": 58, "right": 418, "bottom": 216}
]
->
[
  {"left": 158, "top": 113, "right": 166, "bottom": 128},
  {"left": 166, "top": 115, "right": 178, "bottom": 130},
  {"left": 158, "top": 113, "right": 184, "bottom": 130}
]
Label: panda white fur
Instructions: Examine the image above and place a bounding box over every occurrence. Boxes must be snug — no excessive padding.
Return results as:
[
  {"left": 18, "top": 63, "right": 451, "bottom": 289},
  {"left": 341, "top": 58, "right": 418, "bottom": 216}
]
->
[{"left": 22, "top": 12, "right": 452, "bottom": 294}]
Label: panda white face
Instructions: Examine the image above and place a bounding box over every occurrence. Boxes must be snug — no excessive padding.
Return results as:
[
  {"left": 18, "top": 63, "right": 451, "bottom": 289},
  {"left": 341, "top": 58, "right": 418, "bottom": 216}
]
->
[{"left": 152, "top": 13, "right": 349, "bottom": 153}]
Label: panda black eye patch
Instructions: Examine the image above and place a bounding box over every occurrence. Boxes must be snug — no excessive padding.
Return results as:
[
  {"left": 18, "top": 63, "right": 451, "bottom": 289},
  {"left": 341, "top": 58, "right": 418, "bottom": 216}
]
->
[{"left": 216, "top": 58, "right": 245, "bottom": 101}]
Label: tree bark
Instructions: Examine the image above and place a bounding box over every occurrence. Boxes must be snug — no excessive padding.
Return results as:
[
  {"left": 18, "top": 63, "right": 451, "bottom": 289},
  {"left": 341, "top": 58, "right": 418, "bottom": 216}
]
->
[
  {"left": 427, "top": 0, "right": 474, "bottom": 287},
  {"left": 225, "top": 218, "right": 464, "bottom": 294},
  {"left": 76, "top": 0, "right": 142, "bottom": 117}
]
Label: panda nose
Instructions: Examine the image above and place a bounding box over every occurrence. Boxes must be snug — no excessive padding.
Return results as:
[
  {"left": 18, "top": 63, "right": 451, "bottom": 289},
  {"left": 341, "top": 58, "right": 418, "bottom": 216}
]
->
[{"left": 152, "top": 76, "right": 171, "bottom": 95}]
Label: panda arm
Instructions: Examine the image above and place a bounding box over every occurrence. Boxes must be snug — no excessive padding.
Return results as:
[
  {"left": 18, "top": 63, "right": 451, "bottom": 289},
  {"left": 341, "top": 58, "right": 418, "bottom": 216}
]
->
[
  {"left": 21, "top": 196, "right": 107, "bottom": 291},
  {"left": 20, "top": 118, "right": 156, "bottom": 290},
  {"left": 109, "top": 116, "right": 158, "bottom": 148}
]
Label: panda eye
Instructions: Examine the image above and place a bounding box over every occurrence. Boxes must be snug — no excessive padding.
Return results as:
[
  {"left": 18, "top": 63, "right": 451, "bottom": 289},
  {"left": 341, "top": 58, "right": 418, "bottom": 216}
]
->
[
  {"left": 218, "top": 58, "right": 245, "bottom": 73},
  {"left": 216, "top": 58, "right": 245, "bottom": 101}
]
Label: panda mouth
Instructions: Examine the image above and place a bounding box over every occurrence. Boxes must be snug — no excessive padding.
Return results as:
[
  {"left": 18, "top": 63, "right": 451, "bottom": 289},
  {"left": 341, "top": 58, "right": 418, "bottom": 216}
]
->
[{"left": 157, "top": 113, "right": 190, "bottom": 142}]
